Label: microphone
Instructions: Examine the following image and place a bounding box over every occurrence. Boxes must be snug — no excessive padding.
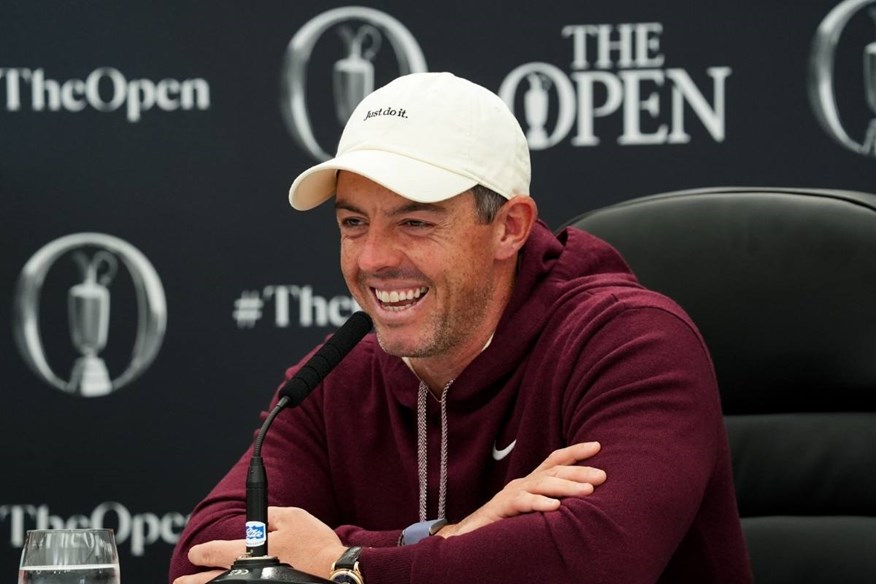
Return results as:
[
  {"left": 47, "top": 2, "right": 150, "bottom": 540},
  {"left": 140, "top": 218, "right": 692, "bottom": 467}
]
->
[
  {"left": 210, "top": 311, "right": 373, "bottom": 584},
  {"left": 278, "top": 310, "right": 374, "bottom": 407}
]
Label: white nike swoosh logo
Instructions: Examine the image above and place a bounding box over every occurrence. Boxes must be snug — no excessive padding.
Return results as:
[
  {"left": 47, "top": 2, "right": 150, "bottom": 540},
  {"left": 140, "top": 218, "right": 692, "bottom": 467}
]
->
[{"left": 492, "top": 439, "right": 517, "bottom": 461}]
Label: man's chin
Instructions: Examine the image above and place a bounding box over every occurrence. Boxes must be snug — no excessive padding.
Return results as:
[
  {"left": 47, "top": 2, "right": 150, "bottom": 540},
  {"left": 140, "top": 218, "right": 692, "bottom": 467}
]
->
[{"left": 374, "top": 330, "right": 432, "bottom": 359}]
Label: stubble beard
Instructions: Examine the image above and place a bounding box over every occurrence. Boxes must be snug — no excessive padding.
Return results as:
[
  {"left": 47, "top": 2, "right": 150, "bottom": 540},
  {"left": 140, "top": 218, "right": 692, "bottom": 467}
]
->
[{"left": 374, "top": 277, "right": 495, "bottom": 361}]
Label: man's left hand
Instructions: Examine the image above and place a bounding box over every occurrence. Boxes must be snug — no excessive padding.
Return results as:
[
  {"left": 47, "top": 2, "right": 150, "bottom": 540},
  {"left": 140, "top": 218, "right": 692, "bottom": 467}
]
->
[
  {"left": 263, "top": 506, "right": 346, "bottom": 577},
  {"left": 175, "top": 507, "right": 345, "bottom": 584}
]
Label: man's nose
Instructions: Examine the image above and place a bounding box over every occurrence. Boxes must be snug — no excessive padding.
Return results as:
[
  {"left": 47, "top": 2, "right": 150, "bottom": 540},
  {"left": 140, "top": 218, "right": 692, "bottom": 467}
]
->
[{"left": 357, "top": 229, "right": 404, "bottom": 273}]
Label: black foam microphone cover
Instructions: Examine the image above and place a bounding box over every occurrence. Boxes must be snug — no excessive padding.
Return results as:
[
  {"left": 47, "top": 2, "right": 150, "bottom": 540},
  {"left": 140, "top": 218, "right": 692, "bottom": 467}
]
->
[{"left": 278, "top": 311, "right": 372, "bottom": 407}]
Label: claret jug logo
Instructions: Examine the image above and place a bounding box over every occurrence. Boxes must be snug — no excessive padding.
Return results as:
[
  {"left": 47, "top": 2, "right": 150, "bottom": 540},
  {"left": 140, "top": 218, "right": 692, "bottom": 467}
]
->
[
  {"left": 13, "top": 233, "right": 167, "bottom": 397},
  {"left": 280, "top": 6, "right": 427, "bottom": 161},
  {"left": 809, "top": 0, "right": 876, "bottom": 157}
]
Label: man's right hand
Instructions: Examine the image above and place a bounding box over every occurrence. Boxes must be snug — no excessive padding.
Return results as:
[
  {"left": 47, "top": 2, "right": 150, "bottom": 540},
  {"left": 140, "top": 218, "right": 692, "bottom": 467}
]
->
[{"left": 439, "top": 441, "right": 606, "bottom": 538}]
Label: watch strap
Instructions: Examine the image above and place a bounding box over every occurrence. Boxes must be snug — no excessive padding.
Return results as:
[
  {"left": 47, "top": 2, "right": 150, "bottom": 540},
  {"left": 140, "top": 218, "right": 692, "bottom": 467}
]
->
[
  {"left": 332, "top": 546, "right": 362, "bottom": 570},
  {"left": 330, "top": 546, "right": 363, "bottom": 584}
]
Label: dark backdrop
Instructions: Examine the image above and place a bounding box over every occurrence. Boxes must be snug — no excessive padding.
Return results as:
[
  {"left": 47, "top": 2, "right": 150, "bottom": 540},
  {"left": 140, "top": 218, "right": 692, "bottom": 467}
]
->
[{"left": 1, "top": 1, "right": 873, "bottom": 582}]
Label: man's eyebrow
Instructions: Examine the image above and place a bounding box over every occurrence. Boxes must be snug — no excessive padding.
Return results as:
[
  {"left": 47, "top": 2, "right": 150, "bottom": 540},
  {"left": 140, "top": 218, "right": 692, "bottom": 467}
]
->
[
  {"left": 335, "top": 200, "right": 364, "bottom": 214},
  {"left": 390, "top": 201, "right": 447, "bottom": 216}
]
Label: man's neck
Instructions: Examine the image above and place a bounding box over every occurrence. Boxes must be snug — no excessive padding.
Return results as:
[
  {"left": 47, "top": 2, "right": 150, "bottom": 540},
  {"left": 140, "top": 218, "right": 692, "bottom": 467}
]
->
[
  {"left": 405, "top": 332, "right": 495, "bottom": 397},
  {"left": 406, "top": 263, "right": 515, "bottom": 396}
]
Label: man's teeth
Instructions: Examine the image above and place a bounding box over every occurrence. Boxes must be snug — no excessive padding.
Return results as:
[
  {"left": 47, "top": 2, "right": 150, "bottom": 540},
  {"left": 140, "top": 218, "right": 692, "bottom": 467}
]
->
[{"left": 375, "top": 287, "right": 428, "bottom": 307}]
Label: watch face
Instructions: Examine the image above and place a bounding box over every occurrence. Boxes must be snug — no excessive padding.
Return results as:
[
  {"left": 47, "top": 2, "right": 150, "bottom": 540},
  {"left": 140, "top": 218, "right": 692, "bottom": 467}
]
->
[{"left": 330, "top": 573, "right": 361, "bottom": 584}]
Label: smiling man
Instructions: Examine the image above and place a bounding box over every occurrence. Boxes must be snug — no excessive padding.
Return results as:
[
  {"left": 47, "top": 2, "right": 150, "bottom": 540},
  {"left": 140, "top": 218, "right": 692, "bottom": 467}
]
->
[{"left": 170, "top": 72, "right": 750, "bottom": 584}]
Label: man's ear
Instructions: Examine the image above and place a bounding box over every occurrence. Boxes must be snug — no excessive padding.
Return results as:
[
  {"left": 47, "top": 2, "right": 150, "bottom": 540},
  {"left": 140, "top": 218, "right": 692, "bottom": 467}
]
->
[{"left": 494, "top": 195, "right": 538, "bottom": 261}]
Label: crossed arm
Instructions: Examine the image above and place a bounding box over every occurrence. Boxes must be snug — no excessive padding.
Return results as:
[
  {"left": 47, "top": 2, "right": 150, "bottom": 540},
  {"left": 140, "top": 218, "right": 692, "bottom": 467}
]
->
[{"left": 173, "top": 442, "right": 606, "bottom": 584}]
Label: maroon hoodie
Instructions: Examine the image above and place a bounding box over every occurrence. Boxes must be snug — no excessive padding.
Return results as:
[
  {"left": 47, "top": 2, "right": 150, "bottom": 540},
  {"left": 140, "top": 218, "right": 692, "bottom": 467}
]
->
[{"left": 170, "top": 222, "right": 751, "bottom": 583}]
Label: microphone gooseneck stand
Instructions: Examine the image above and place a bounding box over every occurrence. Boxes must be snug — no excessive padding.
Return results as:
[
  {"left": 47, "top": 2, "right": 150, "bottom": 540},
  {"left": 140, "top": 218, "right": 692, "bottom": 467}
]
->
[
  {"left": 209, "top": 312, "right": 373, "bottom": 584},
  {"left": 209, "top": 393, "right": 331, "bottom": 583}
]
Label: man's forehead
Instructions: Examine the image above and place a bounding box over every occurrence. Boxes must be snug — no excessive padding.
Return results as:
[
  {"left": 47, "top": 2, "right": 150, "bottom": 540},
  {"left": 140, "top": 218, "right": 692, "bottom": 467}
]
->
[
  {"left": 334, "top": 196, "right": 451, "bottom": 217},
  {"left": 335, "top": 172, "right": 468, "bottom": 213}
]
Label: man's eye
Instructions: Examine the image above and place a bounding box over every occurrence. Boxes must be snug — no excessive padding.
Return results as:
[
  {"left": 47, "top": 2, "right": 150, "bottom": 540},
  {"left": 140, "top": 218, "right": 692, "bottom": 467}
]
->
[
  {"left": 340, "top": 217, "right": 365, "bottom": 227},
  {"left": 403, "top": 219, "right": 430, "bottom": 228}
]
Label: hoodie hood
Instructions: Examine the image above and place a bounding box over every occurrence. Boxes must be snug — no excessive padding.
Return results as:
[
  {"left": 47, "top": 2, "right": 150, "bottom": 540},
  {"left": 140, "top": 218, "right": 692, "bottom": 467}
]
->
[{"left": 433, "top": 220, "right": 642, "bottom": 405}]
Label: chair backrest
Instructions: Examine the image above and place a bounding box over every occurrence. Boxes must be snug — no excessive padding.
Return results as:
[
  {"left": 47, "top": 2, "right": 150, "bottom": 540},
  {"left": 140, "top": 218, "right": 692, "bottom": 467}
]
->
[{"left": 564, "top": 187, "right": 876, "bottom": 583}]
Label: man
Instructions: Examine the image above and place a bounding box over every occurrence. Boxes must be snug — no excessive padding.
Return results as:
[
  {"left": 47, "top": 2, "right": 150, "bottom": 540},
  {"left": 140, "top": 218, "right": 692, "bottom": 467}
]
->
[{"left": 170, "top": 72, "right": 750, "bottom": 583}]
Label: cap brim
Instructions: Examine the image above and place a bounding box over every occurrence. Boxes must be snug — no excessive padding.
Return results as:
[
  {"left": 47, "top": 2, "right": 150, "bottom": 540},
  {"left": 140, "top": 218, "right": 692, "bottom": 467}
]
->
[{"left": 288, "top": 149, "right": 479, "bottom": 210}]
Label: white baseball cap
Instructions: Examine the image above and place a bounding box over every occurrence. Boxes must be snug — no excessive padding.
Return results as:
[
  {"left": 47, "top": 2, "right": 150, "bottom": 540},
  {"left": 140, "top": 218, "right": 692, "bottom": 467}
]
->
[{"left": 288, "top": 72, "right": 531, "bottom": 210}]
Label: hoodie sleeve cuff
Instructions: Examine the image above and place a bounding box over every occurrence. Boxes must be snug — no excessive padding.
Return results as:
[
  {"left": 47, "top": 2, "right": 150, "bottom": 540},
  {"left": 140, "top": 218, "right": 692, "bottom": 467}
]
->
[{"left": 336, "top": 524, "right": 403, "bottom": 548}]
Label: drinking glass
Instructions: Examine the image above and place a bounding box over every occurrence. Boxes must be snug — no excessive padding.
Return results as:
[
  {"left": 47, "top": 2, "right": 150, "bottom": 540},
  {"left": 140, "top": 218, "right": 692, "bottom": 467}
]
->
[{"left": 18, "top": 529, "right": 120, "bottom": 584}]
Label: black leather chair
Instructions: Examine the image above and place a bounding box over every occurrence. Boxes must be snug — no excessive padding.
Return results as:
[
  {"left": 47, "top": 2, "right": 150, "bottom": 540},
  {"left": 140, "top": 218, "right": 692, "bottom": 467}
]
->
[{"left": 564, "top": 187, "right": 876, "bottom": 583}]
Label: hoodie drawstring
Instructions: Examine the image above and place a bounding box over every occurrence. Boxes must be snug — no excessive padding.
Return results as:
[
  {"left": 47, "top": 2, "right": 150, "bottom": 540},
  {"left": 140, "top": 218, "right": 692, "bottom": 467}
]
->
[{"left": 417, "top": 379, "right": 453, "bottom": 521}]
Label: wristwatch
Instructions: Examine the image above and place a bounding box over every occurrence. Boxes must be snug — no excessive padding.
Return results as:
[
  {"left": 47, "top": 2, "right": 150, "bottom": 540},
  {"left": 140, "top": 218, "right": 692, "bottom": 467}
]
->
[
  {"left": 329, "top": 546, "right": 364, "bottom": 584},
  {"left": 400, "top": 518, "right": 448, "bottom": 546}
]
